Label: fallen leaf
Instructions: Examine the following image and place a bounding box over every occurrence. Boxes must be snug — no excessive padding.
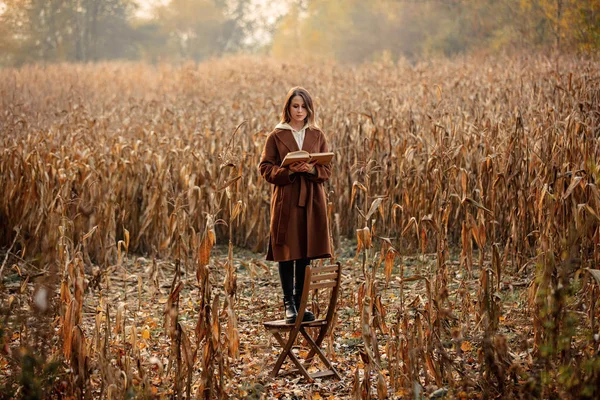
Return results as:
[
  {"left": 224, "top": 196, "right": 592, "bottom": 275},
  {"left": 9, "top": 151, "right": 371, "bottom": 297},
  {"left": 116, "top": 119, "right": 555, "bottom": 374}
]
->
[{"left": 461, "top": 341, "right": 473, "bottom": 352}]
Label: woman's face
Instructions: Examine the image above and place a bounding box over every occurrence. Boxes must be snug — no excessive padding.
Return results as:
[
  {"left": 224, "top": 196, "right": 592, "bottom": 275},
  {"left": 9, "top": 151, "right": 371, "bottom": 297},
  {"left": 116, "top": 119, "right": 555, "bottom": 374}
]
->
[{"left": 289, "top": 95, "right": 308, "bottom": 125}]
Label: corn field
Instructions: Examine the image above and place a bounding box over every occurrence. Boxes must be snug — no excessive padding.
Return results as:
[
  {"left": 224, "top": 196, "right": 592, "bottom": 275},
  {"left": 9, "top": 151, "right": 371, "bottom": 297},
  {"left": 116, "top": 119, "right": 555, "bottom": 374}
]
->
[{"left": 1, "top": 54, "right": 599, "bottom": 399}]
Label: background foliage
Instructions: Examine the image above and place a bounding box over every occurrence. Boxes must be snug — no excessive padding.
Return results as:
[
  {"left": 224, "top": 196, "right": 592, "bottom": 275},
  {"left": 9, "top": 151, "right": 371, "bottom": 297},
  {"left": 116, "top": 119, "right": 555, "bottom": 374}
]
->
[{"left": 0, "top": 0, "right": 599, "bottom": 66}]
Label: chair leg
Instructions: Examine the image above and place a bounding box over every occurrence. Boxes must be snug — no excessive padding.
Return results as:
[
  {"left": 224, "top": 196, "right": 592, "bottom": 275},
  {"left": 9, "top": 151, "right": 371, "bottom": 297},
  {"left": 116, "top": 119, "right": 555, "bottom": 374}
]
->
[
  {"left": 270, "top": 331, "right": 294, "bottom": 378},
  {"left": 300, "top": 327, "right": 341, "bottom": 380},
  {"left": 304, "top": 325, "right": 327, "bottom": 363},
  {"left": 269, "top": 330, "right": 313, "bottom": 381}
]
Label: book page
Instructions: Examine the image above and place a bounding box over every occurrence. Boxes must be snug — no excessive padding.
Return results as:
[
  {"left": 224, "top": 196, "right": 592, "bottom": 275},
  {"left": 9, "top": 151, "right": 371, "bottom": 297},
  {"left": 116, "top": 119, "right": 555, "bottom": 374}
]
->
[
  {"left": 309, "top": 152, "right": 334, "bottom": 165},
  {"left": 281, "top": 151, "right": 310, "bottom": 167}
]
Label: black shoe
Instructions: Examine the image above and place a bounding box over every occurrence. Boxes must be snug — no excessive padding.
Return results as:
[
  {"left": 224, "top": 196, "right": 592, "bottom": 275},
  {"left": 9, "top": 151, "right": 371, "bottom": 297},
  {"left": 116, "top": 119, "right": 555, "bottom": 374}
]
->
[
  {"left": 284, "top": 296, "right": 297, "bottom": 324},
  {"left": 294, "top": 295, "right": 315, "bottom": 322}
]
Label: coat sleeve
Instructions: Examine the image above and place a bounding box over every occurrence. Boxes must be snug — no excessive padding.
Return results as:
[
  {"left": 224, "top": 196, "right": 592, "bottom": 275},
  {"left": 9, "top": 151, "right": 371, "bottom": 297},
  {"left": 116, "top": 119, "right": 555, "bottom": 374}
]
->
[
  {"left": 259, "top": 133, "right": 295, "bottom": 186},
  {"left": 307, "top": 132, "right": 332, "bottom": 184}
]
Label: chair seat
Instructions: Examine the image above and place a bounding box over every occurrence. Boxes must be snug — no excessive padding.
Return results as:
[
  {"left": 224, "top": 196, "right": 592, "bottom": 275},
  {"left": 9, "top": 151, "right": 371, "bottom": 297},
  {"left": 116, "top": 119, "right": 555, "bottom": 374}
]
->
[{"left": 263, "top": 318, "right": 327, "bottom": 330}]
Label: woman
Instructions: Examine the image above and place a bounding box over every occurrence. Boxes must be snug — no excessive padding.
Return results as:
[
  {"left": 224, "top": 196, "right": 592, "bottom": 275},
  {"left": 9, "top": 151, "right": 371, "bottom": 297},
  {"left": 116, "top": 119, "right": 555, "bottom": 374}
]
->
[{"left": 259, "top": 86, "right": 332, "bottom": 323}]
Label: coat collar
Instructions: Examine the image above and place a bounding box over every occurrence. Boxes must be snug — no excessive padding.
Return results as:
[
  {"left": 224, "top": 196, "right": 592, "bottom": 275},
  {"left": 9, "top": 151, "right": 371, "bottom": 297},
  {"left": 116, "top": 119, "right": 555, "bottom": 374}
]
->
[
  {"left": 275, "top": 122, "right": 306, "bottom": 133},
  {"left": 274, "top": 127, "right": 319, "bottom": 153}
]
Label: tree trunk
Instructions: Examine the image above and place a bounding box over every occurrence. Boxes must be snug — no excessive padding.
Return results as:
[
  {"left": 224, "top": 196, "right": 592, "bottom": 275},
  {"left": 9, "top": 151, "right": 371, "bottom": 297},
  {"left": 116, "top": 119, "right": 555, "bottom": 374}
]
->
[{"left": 555, "top": 0, "right": 563, "bottom": 50}]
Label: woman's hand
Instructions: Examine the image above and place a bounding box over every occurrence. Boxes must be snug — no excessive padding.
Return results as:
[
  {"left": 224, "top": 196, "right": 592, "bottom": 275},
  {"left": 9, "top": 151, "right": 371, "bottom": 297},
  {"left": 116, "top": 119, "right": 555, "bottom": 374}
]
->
[{"left": 288, "top": 161, "right": 313, "bottom": 175}]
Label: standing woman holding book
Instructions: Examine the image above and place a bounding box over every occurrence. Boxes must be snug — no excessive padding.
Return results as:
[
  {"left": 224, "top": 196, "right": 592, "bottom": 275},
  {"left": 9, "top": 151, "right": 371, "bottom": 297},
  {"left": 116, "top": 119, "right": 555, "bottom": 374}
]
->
[{"left": 259, "top": 86, "right": 332, "bottom": 323}]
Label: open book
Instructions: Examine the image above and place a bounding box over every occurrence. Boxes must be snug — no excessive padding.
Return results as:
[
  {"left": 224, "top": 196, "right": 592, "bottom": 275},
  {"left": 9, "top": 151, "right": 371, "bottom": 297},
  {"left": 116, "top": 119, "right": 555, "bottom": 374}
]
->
[{"left": 281, "top": 151, "right": 335, "bottom": 167}]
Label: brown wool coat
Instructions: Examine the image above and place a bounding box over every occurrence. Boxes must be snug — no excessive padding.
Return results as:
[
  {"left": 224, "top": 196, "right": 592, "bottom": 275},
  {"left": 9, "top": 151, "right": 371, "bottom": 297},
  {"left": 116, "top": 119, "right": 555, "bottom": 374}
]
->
[{"left": 259, "top": 127, "right": 332, "bottom": 262}]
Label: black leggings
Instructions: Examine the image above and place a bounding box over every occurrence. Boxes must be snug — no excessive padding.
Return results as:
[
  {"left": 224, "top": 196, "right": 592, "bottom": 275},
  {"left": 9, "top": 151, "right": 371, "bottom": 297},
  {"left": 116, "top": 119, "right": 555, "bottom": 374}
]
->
[{"left": 278, "top": 258, "right": 310, "bottom": 298}]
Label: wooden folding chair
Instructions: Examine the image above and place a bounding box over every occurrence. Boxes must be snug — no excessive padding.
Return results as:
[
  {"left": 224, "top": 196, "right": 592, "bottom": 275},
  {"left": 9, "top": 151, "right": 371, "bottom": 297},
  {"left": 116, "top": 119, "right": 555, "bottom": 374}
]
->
[{"left": 263, "top": 262, "right": 342, "bottom": 382}]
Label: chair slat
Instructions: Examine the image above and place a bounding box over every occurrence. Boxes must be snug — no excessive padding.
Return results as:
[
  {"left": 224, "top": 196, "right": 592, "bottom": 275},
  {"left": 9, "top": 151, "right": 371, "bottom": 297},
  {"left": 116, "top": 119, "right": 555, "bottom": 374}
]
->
[
  {"left": 264, "top": 319, "right": 327, "bottom": 329},
  {"left": 310, "top": 281, "right": 337, "bottom": 290},
  {"left": 311, "top": 265, "right": 339, "bottom": 274},
  {"left": 309, "top": 370, "right": 336, "bottom": 379},
  {"left": 310, "top": 272, "right": 338, "bottom": 282},
  {"left": 288, "top": 369, "right": 336, "bottom": 379}
]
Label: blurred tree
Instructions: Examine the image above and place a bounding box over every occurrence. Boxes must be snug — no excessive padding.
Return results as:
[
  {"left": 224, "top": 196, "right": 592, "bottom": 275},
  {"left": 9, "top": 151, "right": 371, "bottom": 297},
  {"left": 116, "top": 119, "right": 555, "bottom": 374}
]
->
[
  {"left": 270, "top": 0, "right": 600, "bottom": 63},
  {"left": 573, "top": 0, "right": 600, "bottom": 51},
  {"left": 220, "top": 0, "right": 254, "bottom": 52},
  {"left": 271, "top": 0, "right": 376, "bottom": 61},
  {"left": 534, "top": 0, "right": 600, "bottom": 51},
  {"left": 153, "top": 0, "right": 227, "bottom": 60},
  {"left": 129, "top": 19, "right": 169, "bottom": 63},
  {"left": 134, "top": 0, "right": 274, "bottom": 61},
  {"left": 79, "top": 0, "right": 139, "bottom": 60},
  {"left": 0, "top": 0, "right": 139, "bottom": 65},
  {"left": 1, "top": 0, "right": 596, "bottom": 66},
  {"left": 0, "top": 0, "right": 29, "bottom": 65}
]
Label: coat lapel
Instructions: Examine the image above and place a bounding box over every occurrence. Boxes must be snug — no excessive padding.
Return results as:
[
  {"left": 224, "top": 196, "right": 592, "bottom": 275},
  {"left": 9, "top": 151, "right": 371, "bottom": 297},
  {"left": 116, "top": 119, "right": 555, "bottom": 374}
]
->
[
  {"left": 274, "top": 129, "right": 299, "bottom": 152},
  {"left": 301, "top": 128, "right": 319, "bottom": 152}
]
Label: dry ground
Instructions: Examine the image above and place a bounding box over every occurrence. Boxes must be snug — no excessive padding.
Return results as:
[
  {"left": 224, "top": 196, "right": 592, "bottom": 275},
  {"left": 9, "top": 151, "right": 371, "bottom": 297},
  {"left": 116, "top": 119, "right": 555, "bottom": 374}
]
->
[{"left": 1, "top": 239, "right": 532, "bottom": 399}]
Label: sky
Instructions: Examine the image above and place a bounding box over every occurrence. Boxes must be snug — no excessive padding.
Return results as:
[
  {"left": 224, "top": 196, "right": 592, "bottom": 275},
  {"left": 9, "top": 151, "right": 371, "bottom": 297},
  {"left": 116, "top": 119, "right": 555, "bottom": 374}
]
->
[
  {"left": 133, "top": 0, "right": 289, "bottom": 46},
  {"left": 134, "top": 0, "right": 170, "bottom": 20}
]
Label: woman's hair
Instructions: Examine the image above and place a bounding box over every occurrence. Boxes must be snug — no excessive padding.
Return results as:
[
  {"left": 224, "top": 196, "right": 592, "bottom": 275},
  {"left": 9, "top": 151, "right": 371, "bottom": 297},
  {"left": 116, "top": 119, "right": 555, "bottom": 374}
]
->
[{"left": 280, "top": 86, "right": 319, "bottom": 129}]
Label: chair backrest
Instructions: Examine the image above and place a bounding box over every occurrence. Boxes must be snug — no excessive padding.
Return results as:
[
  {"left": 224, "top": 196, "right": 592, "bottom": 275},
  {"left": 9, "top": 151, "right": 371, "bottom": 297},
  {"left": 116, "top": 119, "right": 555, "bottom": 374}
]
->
[{"left": 295, "top": 262, "right": 342, "bottom": 325}]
